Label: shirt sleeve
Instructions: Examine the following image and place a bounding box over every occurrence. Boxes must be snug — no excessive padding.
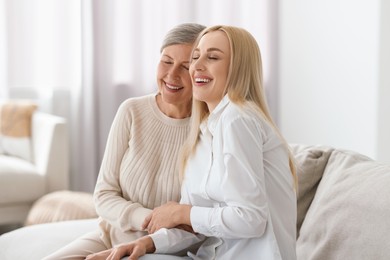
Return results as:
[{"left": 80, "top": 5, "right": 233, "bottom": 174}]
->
[
  {"left": 93, "top": 100, "right": 152, "bottom": 232},
  {"left": 150, "top": 228, "right": 206, "bottom": 254},
  {"left": 148, "top": 178, "right": 206, "bottom": 254},
  {"left": 191, "top": 116, "right": 270, "bottom": 239}
]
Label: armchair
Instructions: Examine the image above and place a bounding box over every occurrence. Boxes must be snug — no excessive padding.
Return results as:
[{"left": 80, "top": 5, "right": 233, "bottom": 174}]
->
[{"left": 0, "top": 111, "right": 69, "bottom": 225}]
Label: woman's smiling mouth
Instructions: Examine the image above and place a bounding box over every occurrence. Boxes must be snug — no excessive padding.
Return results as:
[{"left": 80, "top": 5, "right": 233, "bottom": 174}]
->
[{"left": 165, "top": 82, "right": 183, "bottom": 91}]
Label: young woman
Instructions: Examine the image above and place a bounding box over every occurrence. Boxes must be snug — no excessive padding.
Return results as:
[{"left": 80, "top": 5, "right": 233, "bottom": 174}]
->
[
  {"left": 89, "top": 25, "right": 297, "bottom": 260},
  {"left": 42, "top": 23, "right": 205, "bottom": 260}
]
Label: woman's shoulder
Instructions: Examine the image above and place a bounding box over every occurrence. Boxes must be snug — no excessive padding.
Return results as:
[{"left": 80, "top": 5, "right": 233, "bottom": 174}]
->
[
  {"left": 222, "top": 102, "right": 281, "bottom": 145},
  {"left": 223, "top": 101, "right": 264, "bottom": 123},
  {"left": 117, "top": 93, "right": 155, "bottom": 112},
  {"left": 222, "top": 101, "right": 276, "bottom": 134},
  {"left": 114, "top": 93, "right": 156, "bottom": 120},
  {"left": 120, "top": 93, "right": 155, "bottom": 107}
]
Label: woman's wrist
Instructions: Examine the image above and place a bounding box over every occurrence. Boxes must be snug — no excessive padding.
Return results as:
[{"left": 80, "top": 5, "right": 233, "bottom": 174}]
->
[
  {"left": 141, "top": 236, "right": 156, "bottom": 253},
  {"left": 177, "top": 204, "right": 192, "bottom": 226}
]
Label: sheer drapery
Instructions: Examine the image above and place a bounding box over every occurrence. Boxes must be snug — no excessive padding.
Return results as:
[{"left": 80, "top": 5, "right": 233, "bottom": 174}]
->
[
  {"left": 0, "top": 0, "right": 7, "bottom": 98},
  {"left": 1, "top": 0, "right": 277, "bottom": 192}
]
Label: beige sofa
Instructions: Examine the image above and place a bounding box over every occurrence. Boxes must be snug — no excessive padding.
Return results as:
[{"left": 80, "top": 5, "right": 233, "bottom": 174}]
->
[
  {"left": 293, "top": 144, "right": 390, "bottom": 259},
  {"left": 0, "top": 144, "right": 389, "bottom": 260},
  {"left": 0, "top": 111, "right": 69, "bottom": 226}
]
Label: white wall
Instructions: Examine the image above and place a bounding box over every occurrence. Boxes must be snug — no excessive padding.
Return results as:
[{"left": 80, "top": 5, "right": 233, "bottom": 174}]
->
[
  {"left": 377, "top": 0, "right": 390, "bottom": 163},
  {"left": 279, "top": 0, "right": 389, "bottom": 162}
]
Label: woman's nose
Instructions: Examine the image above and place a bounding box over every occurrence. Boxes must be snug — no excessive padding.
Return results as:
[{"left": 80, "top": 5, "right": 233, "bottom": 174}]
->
[
  {"left": 192, "top": 58, "right": 205, "bottom": 71},
  {"left": 168, "top": 65, "right": 181, "bottom": 78}
]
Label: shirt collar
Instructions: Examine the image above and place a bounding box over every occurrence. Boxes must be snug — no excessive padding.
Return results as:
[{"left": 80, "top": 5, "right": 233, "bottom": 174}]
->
[{"left": 200, "top": 95, "right": 230, "bottom": 136}]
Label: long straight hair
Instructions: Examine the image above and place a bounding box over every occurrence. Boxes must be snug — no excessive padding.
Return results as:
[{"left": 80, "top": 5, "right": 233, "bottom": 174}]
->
[{"left": 179, "top": 25, "right": 297, "bottom": 188}]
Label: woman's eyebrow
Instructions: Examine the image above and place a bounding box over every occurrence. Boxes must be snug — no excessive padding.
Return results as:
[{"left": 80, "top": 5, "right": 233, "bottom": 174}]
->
[
  {"left": 192, "top": 47, "right": 224, "bottom": 54},
  {"left": 207, "top": 47, "right": 224, "bottom": 53},
  {"left": 162, "top": 54, "right": 173, "bottom": 59}
]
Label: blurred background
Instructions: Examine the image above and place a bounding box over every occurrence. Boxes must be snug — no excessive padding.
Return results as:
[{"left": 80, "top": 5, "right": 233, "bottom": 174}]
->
[{"left": 1, "top": 0, "right": 389, "bottom": 192}]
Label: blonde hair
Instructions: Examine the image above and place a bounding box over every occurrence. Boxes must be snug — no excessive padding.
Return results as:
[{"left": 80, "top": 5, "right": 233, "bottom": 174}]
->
[{"left": 179, "top": 25, "right": 297, "bottom": 188}]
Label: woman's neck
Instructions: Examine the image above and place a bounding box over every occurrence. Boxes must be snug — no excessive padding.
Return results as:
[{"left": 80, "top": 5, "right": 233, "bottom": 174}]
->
[{"left": 156, "top": 94, "right": 191, "bottom": 119}]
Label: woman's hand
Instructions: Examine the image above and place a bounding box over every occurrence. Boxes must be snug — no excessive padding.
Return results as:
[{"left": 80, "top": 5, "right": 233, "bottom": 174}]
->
[
  {"left": 85, "top": 249, "right": 112, "bottom": 260},
  {"left": 142, "top": 201, "right": 192, "bottom": 234},
  {"left": 175, "top": 224, "right": 195, "bottom": 234},
  {"left": 85, "top": 236, "right": 155, "bottom": 260}
]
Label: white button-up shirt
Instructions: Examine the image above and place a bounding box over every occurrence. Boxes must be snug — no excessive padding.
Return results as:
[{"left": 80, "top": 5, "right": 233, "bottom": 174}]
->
[{"left": 151, "top": 96, "right": 297, "bottom": 260}]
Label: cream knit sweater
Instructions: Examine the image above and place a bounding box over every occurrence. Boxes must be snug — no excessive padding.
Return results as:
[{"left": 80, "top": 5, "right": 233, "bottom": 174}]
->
[{"left": 94, "top": 94, "right": 190, "bottom": 247}]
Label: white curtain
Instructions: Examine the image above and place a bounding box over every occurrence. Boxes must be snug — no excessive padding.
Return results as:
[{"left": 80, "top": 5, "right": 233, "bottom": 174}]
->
[
  {"left": 1, "top": 0, "right": 278, "bottom": 192},
  {"left": 0, "top": 0, "right": 7, "bottom": 98}
]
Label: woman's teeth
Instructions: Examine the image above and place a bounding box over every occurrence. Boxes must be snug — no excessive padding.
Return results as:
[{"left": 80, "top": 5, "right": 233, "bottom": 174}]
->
[
  {"left": 195, "top": 78, "right": 211, "bottom": 83},
  {"left": 166, "top": 84, "right": 181, "bottom": 90}
]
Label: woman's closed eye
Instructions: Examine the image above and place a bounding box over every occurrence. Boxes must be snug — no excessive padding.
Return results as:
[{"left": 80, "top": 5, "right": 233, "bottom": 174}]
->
[
  {"left": 191, "top": 55, "right": 219, "bottom": 61},
  {"left": 192, "top": 55, "right": 200, "bottom": 60},
  {"left": 208, "top": 55, "right": 218, "bottom": 60},
  {"left": 162, "top": 60, "right": 173, "bottom": 65}
]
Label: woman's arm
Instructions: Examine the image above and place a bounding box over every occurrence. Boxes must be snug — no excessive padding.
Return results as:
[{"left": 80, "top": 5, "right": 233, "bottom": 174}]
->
[
  {"left": 87, "top": 229, "right": 205, "bottom": 260},
  {"left": 142, "top": 176, "right": 194, "bottom": 233},
  {"left": 191, "top": 116, "right": 269, "bottom": 239},
  {"left": 140, "top": 183, "right": 206, "bottom": 254},
  {"left": 142, "top": 201, "right": 192, "bottom": 233},
  {"left": 94, "top": 100, "right": 152, "bottom": 232},
  {"left": 86, "top": 235, "right": 155, "bottom": 260}
]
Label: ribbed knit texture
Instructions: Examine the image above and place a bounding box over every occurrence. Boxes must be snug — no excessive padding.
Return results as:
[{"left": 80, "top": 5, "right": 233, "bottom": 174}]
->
[{"left": 94, "top": 94, "right": 190, "bottom": 246}]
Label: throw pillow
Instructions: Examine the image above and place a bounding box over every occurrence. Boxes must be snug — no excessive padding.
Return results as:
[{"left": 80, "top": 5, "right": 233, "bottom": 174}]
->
[
  {"left": 297, "top": 149, "right": 390, "bottom": 260},
  {"left": 290, "top": 144, "right": 334, "bottom": 237},
  {"left": 0, "top": 100, "right": 37, "bottom": 162},
  {"left": 25, "top": 190, "right": 98, "bottom": 226}
]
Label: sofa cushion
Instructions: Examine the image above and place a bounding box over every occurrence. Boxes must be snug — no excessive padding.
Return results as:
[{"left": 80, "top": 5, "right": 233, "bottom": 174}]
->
[
  {"left": 0, "top": 155, "right": 45, "bottom": 204},
  {"left": 25, "top": 190, "right": 98, "bottom": 226},
  {"left": 0, "top": 101, "right": 37, "bottom": 162},
  {"left": 290, "top": 144, "right": 333, "bottom": 237},
  {"left": 297, "top": 149, "right": 390, "bottom": 260},
  {"left": 0, "top": 218, "right": 98, "bottom": 260}
]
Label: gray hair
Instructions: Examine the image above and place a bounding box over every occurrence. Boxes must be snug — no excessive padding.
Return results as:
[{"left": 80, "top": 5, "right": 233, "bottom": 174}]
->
[{"left": 160, "top": 23, "right": 206, "bottom": 52}]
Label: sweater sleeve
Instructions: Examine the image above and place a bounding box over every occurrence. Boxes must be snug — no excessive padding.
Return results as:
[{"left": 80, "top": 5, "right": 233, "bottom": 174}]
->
[{"left": 93, "top": 100, "right": 151, "bottom": 232}]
